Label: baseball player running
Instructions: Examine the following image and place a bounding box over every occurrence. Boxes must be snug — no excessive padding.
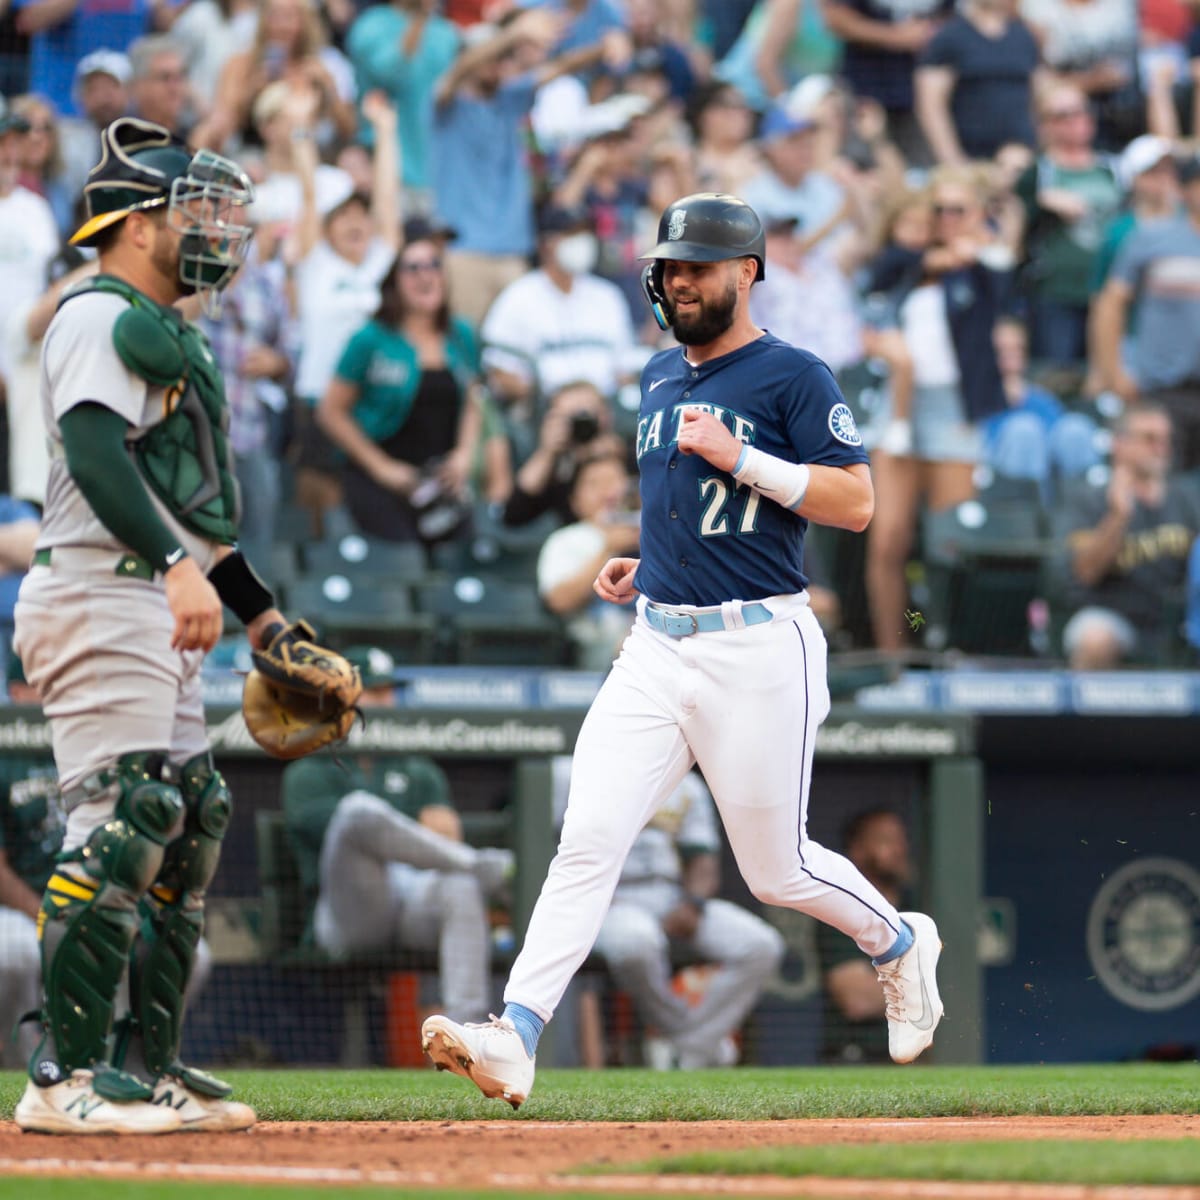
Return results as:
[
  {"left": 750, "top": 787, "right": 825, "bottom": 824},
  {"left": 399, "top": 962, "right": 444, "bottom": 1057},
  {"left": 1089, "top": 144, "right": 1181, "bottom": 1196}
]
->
[
  {"left": 423, "top": 193, "right": 943, "bottom": 1107},
  {"left": 11, "top": 118, "right": 285, "bottom": 1134}
]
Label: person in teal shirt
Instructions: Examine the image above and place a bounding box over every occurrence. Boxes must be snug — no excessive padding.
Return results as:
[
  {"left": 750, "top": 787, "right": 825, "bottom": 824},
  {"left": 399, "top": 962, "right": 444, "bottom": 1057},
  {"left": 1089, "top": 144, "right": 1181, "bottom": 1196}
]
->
[
  {"left": 317, "top": 235, "right": 494, "bottom": 548},
  {"left": 345, "top": 0, "right": 460, "bottom": 207}
]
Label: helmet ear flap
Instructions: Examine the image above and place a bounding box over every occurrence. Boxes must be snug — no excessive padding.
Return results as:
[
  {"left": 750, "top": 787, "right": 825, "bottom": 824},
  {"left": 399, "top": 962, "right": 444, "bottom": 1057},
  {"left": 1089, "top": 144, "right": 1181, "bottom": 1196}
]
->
[{"left": 641, "top": 262, "right": 670, "bottom": 331}]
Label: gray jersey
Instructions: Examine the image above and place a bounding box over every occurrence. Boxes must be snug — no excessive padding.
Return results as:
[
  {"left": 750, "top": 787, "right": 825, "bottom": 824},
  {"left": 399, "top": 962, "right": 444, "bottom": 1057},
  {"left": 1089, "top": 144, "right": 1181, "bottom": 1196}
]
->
[{"left": 36, "top": 291, "right": 221, "bottom": 569}]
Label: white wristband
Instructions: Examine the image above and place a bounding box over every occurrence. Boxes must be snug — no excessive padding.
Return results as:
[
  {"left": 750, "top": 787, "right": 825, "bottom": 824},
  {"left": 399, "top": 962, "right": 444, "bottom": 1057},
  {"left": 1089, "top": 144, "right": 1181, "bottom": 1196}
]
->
[{"left": 732, "top": 445, "right": 811, "bottom": 511}]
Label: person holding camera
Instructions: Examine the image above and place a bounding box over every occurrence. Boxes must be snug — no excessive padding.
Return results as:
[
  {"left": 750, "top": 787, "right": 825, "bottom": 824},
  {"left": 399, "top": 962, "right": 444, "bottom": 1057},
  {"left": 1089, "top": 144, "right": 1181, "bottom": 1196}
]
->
[
  {"left": 317, "top": 232, "right": 493, "bottom": 550},
  {"left": 502, "top": 380, "right": 629, "bottom": 528}
]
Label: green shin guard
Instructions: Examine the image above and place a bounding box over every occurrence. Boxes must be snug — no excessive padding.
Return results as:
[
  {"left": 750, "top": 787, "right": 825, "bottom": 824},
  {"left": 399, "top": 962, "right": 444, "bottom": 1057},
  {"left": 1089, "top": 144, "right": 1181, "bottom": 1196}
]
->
[
  {"left": 117, "top": 752, "right": 232, "bottom": 1088},
  {"left": 33, "top": 752, "right": 183, "bottom": 1089}
]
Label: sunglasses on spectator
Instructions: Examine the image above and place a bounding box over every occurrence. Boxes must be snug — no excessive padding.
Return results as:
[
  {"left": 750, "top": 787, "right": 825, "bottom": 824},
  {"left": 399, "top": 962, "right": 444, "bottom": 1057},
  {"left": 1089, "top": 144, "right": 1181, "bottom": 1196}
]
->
[
  {"left": 24, "top": 120, "right": 55, "bottom": 133},
  {"left": 400, "top": 258, "right": 443, "bottom": 273},
  {"left": 1044, "top": 107, "right": 1088, "bottom": 120},
  {"left": 933, "top": 204, "right": 968, "bottom": 216}
]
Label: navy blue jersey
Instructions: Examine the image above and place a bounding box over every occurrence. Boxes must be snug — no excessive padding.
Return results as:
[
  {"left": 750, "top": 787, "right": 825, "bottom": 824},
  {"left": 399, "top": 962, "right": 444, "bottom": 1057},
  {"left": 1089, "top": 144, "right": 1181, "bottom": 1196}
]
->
[{"left": 632, "top": 333, "right": 868, "bottom": 607}]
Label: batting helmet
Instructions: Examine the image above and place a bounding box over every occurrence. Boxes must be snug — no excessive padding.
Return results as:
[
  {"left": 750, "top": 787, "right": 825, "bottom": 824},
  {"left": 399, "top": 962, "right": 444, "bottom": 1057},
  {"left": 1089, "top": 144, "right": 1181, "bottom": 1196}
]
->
[
  {"left": 638, "top": 192, "right": 765, "bottom": 330},
  {"left": 640, "top": 192, "right": 766, "bottom": 281},
  {"left": 70, "top": 117, "right": 194, "bottom": 248}
]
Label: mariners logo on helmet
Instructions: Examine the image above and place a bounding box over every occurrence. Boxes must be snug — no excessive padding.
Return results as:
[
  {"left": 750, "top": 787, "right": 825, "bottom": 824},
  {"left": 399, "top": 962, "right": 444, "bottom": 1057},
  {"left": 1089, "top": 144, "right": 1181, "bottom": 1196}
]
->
[{"left": 667, "top": 209, "right": 687, "bottom": 241}]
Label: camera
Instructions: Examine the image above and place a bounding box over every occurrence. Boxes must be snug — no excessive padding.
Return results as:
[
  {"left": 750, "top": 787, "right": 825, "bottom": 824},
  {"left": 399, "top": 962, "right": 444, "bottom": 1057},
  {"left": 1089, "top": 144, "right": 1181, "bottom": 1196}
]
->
[{"left": 568, "top": 410, "right": 601, "bottom": 445}]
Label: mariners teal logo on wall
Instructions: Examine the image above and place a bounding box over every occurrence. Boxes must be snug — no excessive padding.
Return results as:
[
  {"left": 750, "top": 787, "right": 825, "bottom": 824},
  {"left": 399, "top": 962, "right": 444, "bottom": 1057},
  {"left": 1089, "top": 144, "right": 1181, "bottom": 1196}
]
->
[
  {"left": 667, "top": 209, "right": 687, "bottom": 241},
  {"left": 1086, "top": 857, "right": 1200, "bottom": 1011},
  {"left": 828, "top": 402, "right": 862, "bottom": 447}
]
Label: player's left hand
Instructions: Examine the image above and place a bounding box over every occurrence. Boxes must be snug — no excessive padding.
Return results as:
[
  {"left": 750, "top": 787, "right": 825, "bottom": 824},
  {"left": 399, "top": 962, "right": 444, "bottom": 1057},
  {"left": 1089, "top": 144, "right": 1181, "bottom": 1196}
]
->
[{"left": 677, "top": 409, "right": 742, "bottom": 473}]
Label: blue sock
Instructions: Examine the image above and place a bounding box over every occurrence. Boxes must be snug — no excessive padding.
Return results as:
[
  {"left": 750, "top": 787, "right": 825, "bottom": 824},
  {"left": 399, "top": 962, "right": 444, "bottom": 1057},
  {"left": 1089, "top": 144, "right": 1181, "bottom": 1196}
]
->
[
  {"left": 872, "top": 920, "right": 913, "bottom": 966},
  {"left": 501, "top": 1002, "right": 544, "bottom": 1058}
]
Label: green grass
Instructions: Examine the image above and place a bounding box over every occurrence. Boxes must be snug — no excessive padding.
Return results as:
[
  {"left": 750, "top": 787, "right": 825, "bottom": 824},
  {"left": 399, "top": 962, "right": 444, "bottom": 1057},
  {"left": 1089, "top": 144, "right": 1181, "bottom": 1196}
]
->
[
  {"left": 624, "top": 1140, "right": 1200, "bottom": 1186},
  {"left": 3, "top": 1063, "right": 1195, "bottom": 1122}
]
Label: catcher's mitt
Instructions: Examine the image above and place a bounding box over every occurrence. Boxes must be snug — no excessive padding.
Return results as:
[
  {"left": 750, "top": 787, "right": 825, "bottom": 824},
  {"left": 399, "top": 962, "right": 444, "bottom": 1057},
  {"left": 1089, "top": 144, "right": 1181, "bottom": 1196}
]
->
[{"left": 242, "top": 620, "right": 363, "bottom": 760}]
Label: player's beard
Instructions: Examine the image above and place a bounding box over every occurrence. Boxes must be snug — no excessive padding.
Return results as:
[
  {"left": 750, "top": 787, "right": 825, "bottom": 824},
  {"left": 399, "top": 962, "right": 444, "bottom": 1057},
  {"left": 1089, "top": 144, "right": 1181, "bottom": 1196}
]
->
[
  {"left": 668, "top": 279, "right": 738, "bottom": 346},
  {"left": 150, "top": 225, "right": 195, "bottom": 297}
]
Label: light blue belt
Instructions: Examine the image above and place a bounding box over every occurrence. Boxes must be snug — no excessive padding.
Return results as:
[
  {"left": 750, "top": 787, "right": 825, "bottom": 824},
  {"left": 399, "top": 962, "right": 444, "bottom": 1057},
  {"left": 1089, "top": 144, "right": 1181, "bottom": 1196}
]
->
[{"left": 643, "top": 601, "right": 774, "bottom": 638}]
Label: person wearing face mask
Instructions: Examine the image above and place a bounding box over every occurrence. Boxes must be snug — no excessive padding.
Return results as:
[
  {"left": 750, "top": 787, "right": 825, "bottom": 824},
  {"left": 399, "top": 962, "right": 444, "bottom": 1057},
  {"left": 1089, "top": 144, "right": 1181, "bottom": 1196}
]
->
[{"left": 480, "top": 206, "right": 640, "bottom": 421}]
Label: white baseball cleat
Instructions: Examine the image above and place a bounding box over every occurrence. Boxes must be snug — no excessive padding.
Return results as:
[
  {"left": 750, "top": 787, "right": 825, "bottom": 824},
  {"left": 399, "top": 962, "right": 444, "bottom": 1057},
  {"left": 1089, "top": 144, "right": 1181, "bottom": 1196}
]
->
[
  {"left": 151, "top": 1074, "right": 257, "bottom": 1132},
  {"left": 15, "top": 1070, "right": 183, "bottom": 1134},
  {"left": 421, "top": 1013, "right": 535, "bottom": 1109},
  {"left": 876, "top": 911, "right": 944, "bottom": 1064}
]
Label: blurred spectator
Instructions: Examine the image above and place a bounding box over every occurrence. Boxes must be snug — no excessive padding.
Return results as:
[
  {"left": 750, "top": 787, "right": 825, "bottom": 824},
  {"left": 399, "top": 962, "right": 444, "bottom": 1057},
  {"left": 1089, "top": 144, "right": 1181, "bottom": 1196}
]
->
[
  {"left": 714, "top": 0, "right": 841, "bottom": 113},
  {"left": 983, "top": 316, "right": 1100, "bottom": 498},
  {"left": 281, "top": 649, "right": 513, "bottom": 1023},
  {"left": 0, "top": 6, "right": 31, "bottom": 98},
  {"left": 915, "top": 0, "right": 1040, "bottom": 166},
  {"left": 0, "top": 499, "right": 38, "bottom": 666},
  {"left": 317, "top": 234, "right": 493, "bottom": 549},
  {"left": 0, "top": 110, "right": 58, "bottom": 403},
  {"left": 698, "top": 0, "right": 757, "bottom": 62},
  {"left": 2, "top": 253, "right": 96, "bottom": 509},
  {"left": 625, "top": 0, "right": 697, "bottom": 103},
  {"left": 537, "top": 450, "right": 639, "bottom": 669},
  {"left": 127, "top": 34, "right": 193, "bottom": 140},
  {"left": 57, "top": 50, "right": 131, "bottom": 199},
  {"left": 12, "top": 0, "right": 155, "bottom": 116},
  {"left": 193, "top": 0, "right": 357, "bottom": 154},
  {"left": 1092, "top": 134, "right": 1178, "bottom": 293},
  {"left": 9, "top": 95, "right": 71, "bottom": 238},
  {"left": 1014, "top": 81, "right": 1122, "bottom": 367},
  {"left": 749, "top": 212, "right": 863, "bottom": 374},
  {"left": 1091, "top": 155, "right": 1200, "bottom": 470},
  {"left": 530, "top": 0, "right": 628, "bottom": 58},
  {"left": 862, "top": 166, "right": 1011, "bottom": 653},
  {"left": 431, "top": 8, "right": 630, "bottom": 326},
  {"left": 169, "top": 0, "right": 257, "bottom": 108},
  {"left": 199, "top": 228, "right": 295, "bottom": 569},
  {"left": 502, "top": 378, "right": 625, "bottom": 526},
  {"left": 0, "top": 665, "right": 64, "bottom": 1068},
  {"left": 687, "top": 81, "right": 763, "bottom": 197},
  {"left": 742, "top": 104, "right": 853, "bottom": 260},
  {"left": 820, "top": 0, "right": 950, "bottom": 164},
  {"left": 1054, "top": 404, "right": 1200, "bottom": 668},
  {"left": 480, "top": 205, "right": 639, "bottom": 409},
  {"left": 816, "top": 808, "right": 911, "bottom": 1065},
  {"left": 553, "top": 93, "right": 682, "bottom": 322},
  {"left": 290, "top": 87, "right": 401, "bottom": 531},
  {"left": 552, "top": 761, "right": 784, "bottom": 1070},
  {"left": 345, "top": 0, "right": 460, "bottom": 212},
  {"left": 1021, "top": 0, "right": 1140, "bottom": 151}
]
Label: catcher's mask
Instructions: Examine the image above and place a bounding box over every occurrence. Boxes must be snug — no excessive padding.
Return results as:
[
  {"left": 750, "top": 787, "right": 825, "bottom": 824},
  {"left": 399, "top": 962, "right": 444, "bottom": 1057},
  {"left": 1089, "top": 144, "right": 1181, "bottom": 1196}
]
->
[
  {"left": 71, "top": 117, "right": 255, "bottom": 316},
  {"left": 639, "top": 192, "right": 766, "bottom": 331}
]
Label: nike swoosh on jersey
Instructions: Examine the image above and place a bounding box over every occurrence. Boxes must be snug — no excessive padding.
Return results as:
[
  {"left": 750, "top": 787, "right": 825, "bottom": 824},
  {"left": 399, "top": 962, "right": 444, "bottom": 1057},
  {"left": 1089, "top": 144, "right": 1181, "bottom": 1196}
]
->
[
  {"left": 910, "top": 944, "right": 937, "bottom": 1031},
  {"left": 647, "top": 378, "right": 668, "bottom": 392}
]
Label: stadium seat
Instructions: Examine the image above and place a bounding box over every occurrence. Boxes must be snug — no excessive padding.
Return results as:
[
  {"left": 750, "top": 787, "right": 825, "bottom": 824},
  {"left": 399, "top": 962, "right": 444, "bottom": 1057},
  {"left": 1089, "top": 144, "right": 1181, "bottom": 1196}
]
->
[
  {"left": 920, "top": 496, "right": 1052, "bottom": 657},
  {"left": 285, "top": 575, "right": 438, "bottom": 663},
  {"left": 430, "top": 503, "right": 559, "bottom": 586},
  {"left": 302, "top": 535, "right": 429, "bottom": 584},
  {"left": 413, "top": 575, "right": 570, "bottom": 666}
]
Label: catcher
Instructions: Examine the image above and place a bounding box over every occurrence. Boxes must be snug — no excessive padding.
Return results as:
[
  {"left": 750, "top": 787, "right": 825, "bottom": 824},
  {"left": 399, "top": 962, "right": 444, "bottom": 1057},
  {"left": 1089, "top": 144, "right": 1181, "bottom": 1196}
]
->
[{"left": 12, "top": 118, "right": 360, "bottom": 1135}]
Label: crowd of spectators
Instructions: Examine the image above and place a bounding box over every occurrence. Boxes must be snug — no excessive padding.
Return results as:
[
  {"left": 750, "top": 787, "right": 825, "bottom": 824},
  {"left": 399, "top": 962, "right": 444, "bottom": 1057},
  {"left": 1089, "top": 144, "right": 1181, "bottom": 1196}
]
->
[{"left": 2, "top": 0, "right": 1200, "bottom": 669}]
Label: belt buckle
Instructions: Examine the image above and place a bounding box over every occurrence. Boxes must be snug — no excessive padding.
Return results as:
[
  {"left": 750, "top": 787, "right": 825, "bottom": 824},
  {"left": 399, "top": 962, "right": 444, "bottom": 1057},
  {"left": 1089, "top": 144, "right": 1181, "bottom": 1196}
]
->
[{"left": 663, "top": 608, "right": 698, "bottom": 636}]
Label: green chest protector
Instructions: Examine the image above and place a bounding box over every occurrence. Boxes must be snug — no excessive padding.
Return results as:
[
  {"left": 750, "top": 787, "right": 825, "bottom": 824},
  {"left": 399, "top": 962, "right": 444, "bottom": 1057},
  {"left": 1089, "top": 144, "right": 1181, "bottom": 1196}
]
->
[{"left": 64, "top": 274, "right": 241, "bottom": 544}]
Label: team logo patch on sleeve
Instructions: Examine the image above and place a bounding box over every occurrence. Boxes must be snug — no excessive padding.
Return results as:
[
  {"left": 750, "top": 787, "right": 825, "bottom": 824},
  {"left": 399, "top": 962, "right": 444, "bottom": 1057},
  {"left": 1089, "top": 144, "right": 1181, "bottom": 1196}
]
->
[{"left": 828, "top": 402, "right": 863, "bottom": 447}]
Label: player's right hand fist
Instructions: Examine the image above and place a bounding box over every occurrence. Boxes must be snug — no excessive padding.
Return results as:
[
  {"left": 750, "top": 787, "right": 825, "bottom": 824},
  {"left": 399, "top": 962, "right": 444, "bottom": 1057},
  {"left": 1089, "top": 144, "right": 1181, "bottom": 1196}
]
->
[
  {"left": 594, "top": 556, "right": 639, "bottom": 604},
  {"left": 165, "top": 556, "right": 224, "bottom": 653}
]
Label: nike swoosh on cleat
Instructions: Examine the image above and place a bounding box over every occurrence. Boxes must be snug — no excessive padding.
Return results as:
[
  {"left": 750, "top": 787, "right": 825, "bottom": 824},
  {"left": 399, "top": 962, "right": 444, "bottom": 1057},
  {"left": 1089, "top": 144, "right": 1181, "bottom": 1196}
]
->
[
  {"left": 648, "top": 379, "right": 668, "bottom": 392},
  {"left": 911, "top": 944, "right": 936, "bottom": 1031}
]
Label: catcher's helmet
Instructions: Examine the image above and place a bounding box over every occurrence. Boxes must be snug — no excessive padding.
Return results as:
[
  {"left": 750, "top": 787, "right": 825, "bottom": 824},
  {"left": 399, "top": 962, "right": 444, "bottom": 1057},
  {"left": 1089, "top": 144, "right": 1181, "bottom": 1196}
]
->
[
  {"left": 70, "top": 117, "right": 194, "bottom": 247},
  {"left": 638, "top": 192, "right": 766, "bottom": 329},
  {"left": 71, "top": 117, "right": 255, "bottom": 315}
]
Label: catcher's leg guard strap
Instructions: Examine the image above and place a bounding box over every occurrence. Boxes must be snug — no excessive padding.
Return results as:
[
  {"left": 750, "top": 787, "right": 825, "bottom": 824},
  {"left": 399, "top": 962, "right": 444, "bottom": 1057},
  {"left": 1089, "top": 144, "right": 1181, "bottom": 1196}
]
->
[
  {"left": 119, "top": 751, "right": 232, "bottom": 1083},
  {"left": 36, "top": 752, "right": 183, "bottom": 1081}
]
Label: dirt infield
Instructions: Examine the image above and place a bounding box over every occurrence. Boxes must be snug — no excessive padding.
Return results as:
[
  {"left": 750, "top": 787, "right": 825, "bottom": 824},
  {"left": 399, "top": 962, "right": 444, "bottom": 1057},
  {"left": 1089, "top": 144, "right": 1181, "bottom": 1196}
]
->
[{"left": 0, "top": 1115, "right": 1197, "bottom": 1197}]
